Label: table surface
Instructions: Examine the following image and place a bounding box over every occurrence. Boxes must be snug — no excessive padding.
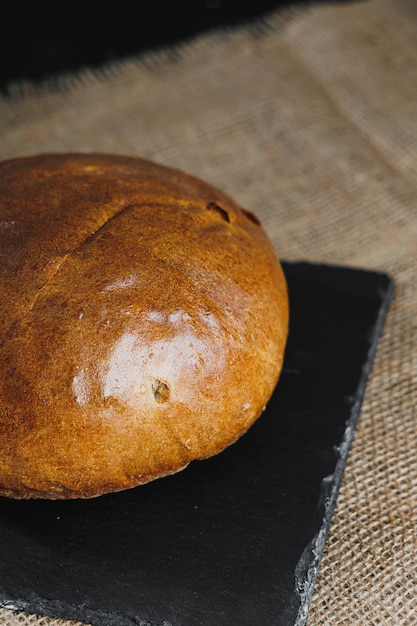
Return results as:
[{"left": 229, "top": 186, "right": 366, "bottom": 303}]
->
[{"left": 0, "top": 0, "right": 416, "bottom": 624}]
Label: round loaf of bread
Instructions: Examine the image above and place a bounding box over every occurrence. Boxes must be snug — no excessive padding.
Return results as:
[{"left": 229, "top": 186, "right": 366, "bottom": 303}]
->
[{"left": 0, "top": 153, "right": 288, "bottom": 499}]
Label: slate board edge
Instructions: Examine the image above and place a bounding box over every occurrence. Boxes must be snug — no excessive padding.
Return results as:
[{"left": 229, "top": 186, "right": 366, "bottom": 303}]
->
[
  {"left": 0, "top": 596, "right": 138, "bottom": 626},
  {"left": 292, "top": 266, "right": 395, "bottom": 626}
]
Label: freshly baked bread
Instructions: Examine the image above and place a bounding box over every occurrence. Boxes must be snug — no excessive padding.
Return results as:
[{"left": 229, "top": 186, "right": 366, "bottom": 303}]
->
[{"left": 0, "top": 153, "right": 288, "bottom": 499}]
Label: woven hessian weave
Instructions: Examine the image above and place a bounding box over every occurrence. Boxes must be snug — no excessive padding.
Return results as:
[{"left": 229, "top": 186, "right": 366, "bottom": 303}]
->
[{"left": 1, "top": 0, "right": 416, "bottom": 623}]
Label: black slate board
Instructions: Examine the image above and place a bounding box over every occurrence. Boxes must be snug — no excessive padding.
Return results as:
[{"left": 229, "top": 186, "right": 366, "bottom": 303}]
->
[{"left": 0, "top": 262, "right": 393, "bottom": 626}]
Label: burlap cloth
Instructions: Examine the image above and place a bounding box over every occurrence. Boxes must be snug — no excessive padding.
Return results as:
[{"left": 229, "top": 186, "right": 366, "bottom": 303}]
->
[{"left": 1, "top": 0, "right": 416, "bottom": 623}]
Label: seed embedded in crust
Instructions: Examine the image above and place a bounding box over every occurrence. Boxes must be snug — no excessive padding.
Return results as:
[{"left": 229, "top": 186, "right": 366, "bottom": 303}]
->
[
  {"left": 206, "top": 202, "right": 231, "bottom": 223},
  {"left": 152, "top": 379, "right": 170, "bottom": 403},
  {"left": 241, "top": 208, "right": 261, "bottom": 225}
]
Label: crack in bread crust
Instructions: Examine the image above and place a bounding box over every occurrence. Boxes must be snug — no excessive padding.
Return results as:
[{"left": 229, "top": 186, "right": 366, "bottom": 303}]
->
[{"left": 26, "top": 203, "right": 138, "bottom": 315}]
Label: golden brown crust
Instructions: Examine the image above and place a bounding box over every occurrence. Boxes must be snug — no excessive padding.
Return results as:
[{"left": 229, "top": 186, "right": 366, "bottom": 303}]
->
[{"left": 0, "top": 153, "right": 288, "bottom": 499}]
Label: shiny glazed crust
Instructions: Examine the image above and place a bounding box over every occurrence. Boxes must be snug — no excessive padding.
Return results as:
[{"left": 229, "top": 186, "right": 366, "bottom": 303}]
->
[{"left": 0, "top": 153, "right": 288, "bottom": 499}]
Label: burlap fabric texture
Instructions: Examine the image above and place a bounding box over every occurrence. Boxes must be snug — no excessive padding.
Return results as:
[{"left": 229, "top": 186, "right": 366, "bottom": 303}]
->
[{"left": 1, "top": 0, "right": 416, "bottom": 623}]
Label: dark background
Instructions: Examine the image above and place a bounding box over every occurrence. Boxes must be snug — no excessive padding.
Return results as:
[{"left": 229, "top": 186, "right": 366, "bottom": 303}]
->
[{"left": 1, "top": 1, "right": 351, "bottom": 90}]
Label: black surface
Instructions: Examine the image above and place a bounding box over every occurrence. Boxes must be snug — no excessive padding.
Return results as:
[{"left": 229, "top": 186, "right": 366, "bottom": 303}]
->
[
  {"left": 1, "top": 1, "right": 354, "bottom": 89},
  {"left": 0, "top": 262, "right": 393, "bottom": 626},
  {"left": 0, "top": 0, "right": 283, "bottom": 88}
]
